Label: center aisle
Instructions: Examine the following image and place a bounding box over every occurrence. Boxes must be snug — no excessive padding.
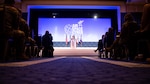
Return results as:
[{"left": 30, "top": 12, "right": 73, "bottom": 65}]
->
[{"left": 0, "top": 57, "right": 150, "bottom": 84}]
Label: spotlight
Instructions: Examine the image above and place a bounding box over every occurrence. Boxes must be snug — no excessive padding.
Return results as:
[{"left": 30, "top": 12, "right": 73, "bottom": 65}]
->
[
  {"left": 94, "top": 15, "right": 97, "bottom": 19},
  {"left": 53, "top": 16, "right": 56, "bottom": 18}
]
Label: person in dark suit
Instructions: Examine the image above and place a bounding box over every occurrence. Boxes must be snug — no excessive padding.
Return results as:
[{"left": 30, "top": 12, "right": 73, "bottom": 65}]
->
[
  {"left": 95, "top": 39, "right": 104, "bottom": 58},
  {"left": 42, "top": 31, "right": 54, "bottom": 57}
]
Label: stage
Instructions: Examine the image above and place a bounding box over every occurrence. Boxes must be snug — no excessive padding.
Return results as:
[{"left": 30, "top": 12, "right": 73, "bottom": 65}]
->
[
  {"left": 53, "top": 47, "right": 99, "bottom": 56},
  {"left": 39, "top": 47, "right": 99, "bottom": 56}
]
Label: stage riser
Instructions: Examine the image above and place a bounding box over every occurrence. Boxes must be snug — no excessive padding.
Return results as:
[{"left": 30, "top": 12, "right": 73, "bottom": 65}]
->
[{"left": 53, "top": 42, "right": 98, "bottom": 47}]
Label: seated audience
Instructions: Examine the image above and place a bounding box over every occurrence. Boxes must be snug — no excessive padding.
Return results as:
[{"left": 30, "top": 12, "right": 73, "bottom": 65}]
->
[{"left": 0, "top": 0, "right": 28, "bottom": 61}]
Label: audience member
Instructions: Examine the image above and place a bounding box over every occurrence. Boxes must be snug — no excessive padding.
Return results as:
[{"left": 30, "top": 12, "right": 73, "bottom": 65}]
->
[
  {"left": 103, "top": 32, "right": 108, "bottom": 58},
  {"left": 18, "top": 8, "right": 36, "bottom": 58},
  {"left": 106, "top": 32, "right": 123, "bottom": 59},
  {"left": 136, "top": 1, "right": 150, "bottom": 61},
  {"left": 95, "top": 39, "right": 104, "bottom": 58},
  {"left": 104, "top": 27, "right": 115, "bottom": 58},
  {"left": 119, "top": 13, "right": 139, "bottom": 61},
  {"left": 17, "top": 8, "right": 30, "bottom": 39},
  {"left": 0, "top": 0, "right": 28, "bottom": 61},
  {"left": 42, "top": 31, "right": 54, "bottom": 57}
]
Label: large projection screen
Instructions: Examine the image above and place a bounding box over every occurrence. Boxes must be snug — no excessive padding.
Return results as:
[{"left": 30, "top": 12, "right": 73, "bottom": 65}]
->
[{"left": 38, "top": 18, "right": 111, "bottom": 42}]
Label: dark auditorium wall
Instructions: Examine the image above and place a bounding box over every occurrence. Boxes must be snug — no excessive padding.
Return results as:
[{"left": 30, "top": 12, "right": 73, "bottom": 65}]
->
[
  {"left": 121, "top": 12, "right": 142, "bottom": 26},
  {"left": 22, "top": 12, "right": 142, "bottom": 27}
]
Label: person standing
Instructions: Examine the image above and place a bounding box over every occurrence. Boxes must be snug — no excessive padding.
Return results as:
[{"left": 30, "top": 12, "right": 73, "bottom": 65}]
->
[
  {"left": 42, "top": 31, "right": 54, "bottom": 57},
  {"left": 70, "top": 35, "right": 76, "bottom": 49}
]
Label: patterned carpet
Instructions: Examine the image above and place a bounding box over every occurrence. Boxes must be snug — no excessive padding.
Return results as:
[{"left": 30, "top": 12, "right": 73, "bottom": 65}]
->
[{"left": 0, "top": 56, "right": 150, "bottom": 68}]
